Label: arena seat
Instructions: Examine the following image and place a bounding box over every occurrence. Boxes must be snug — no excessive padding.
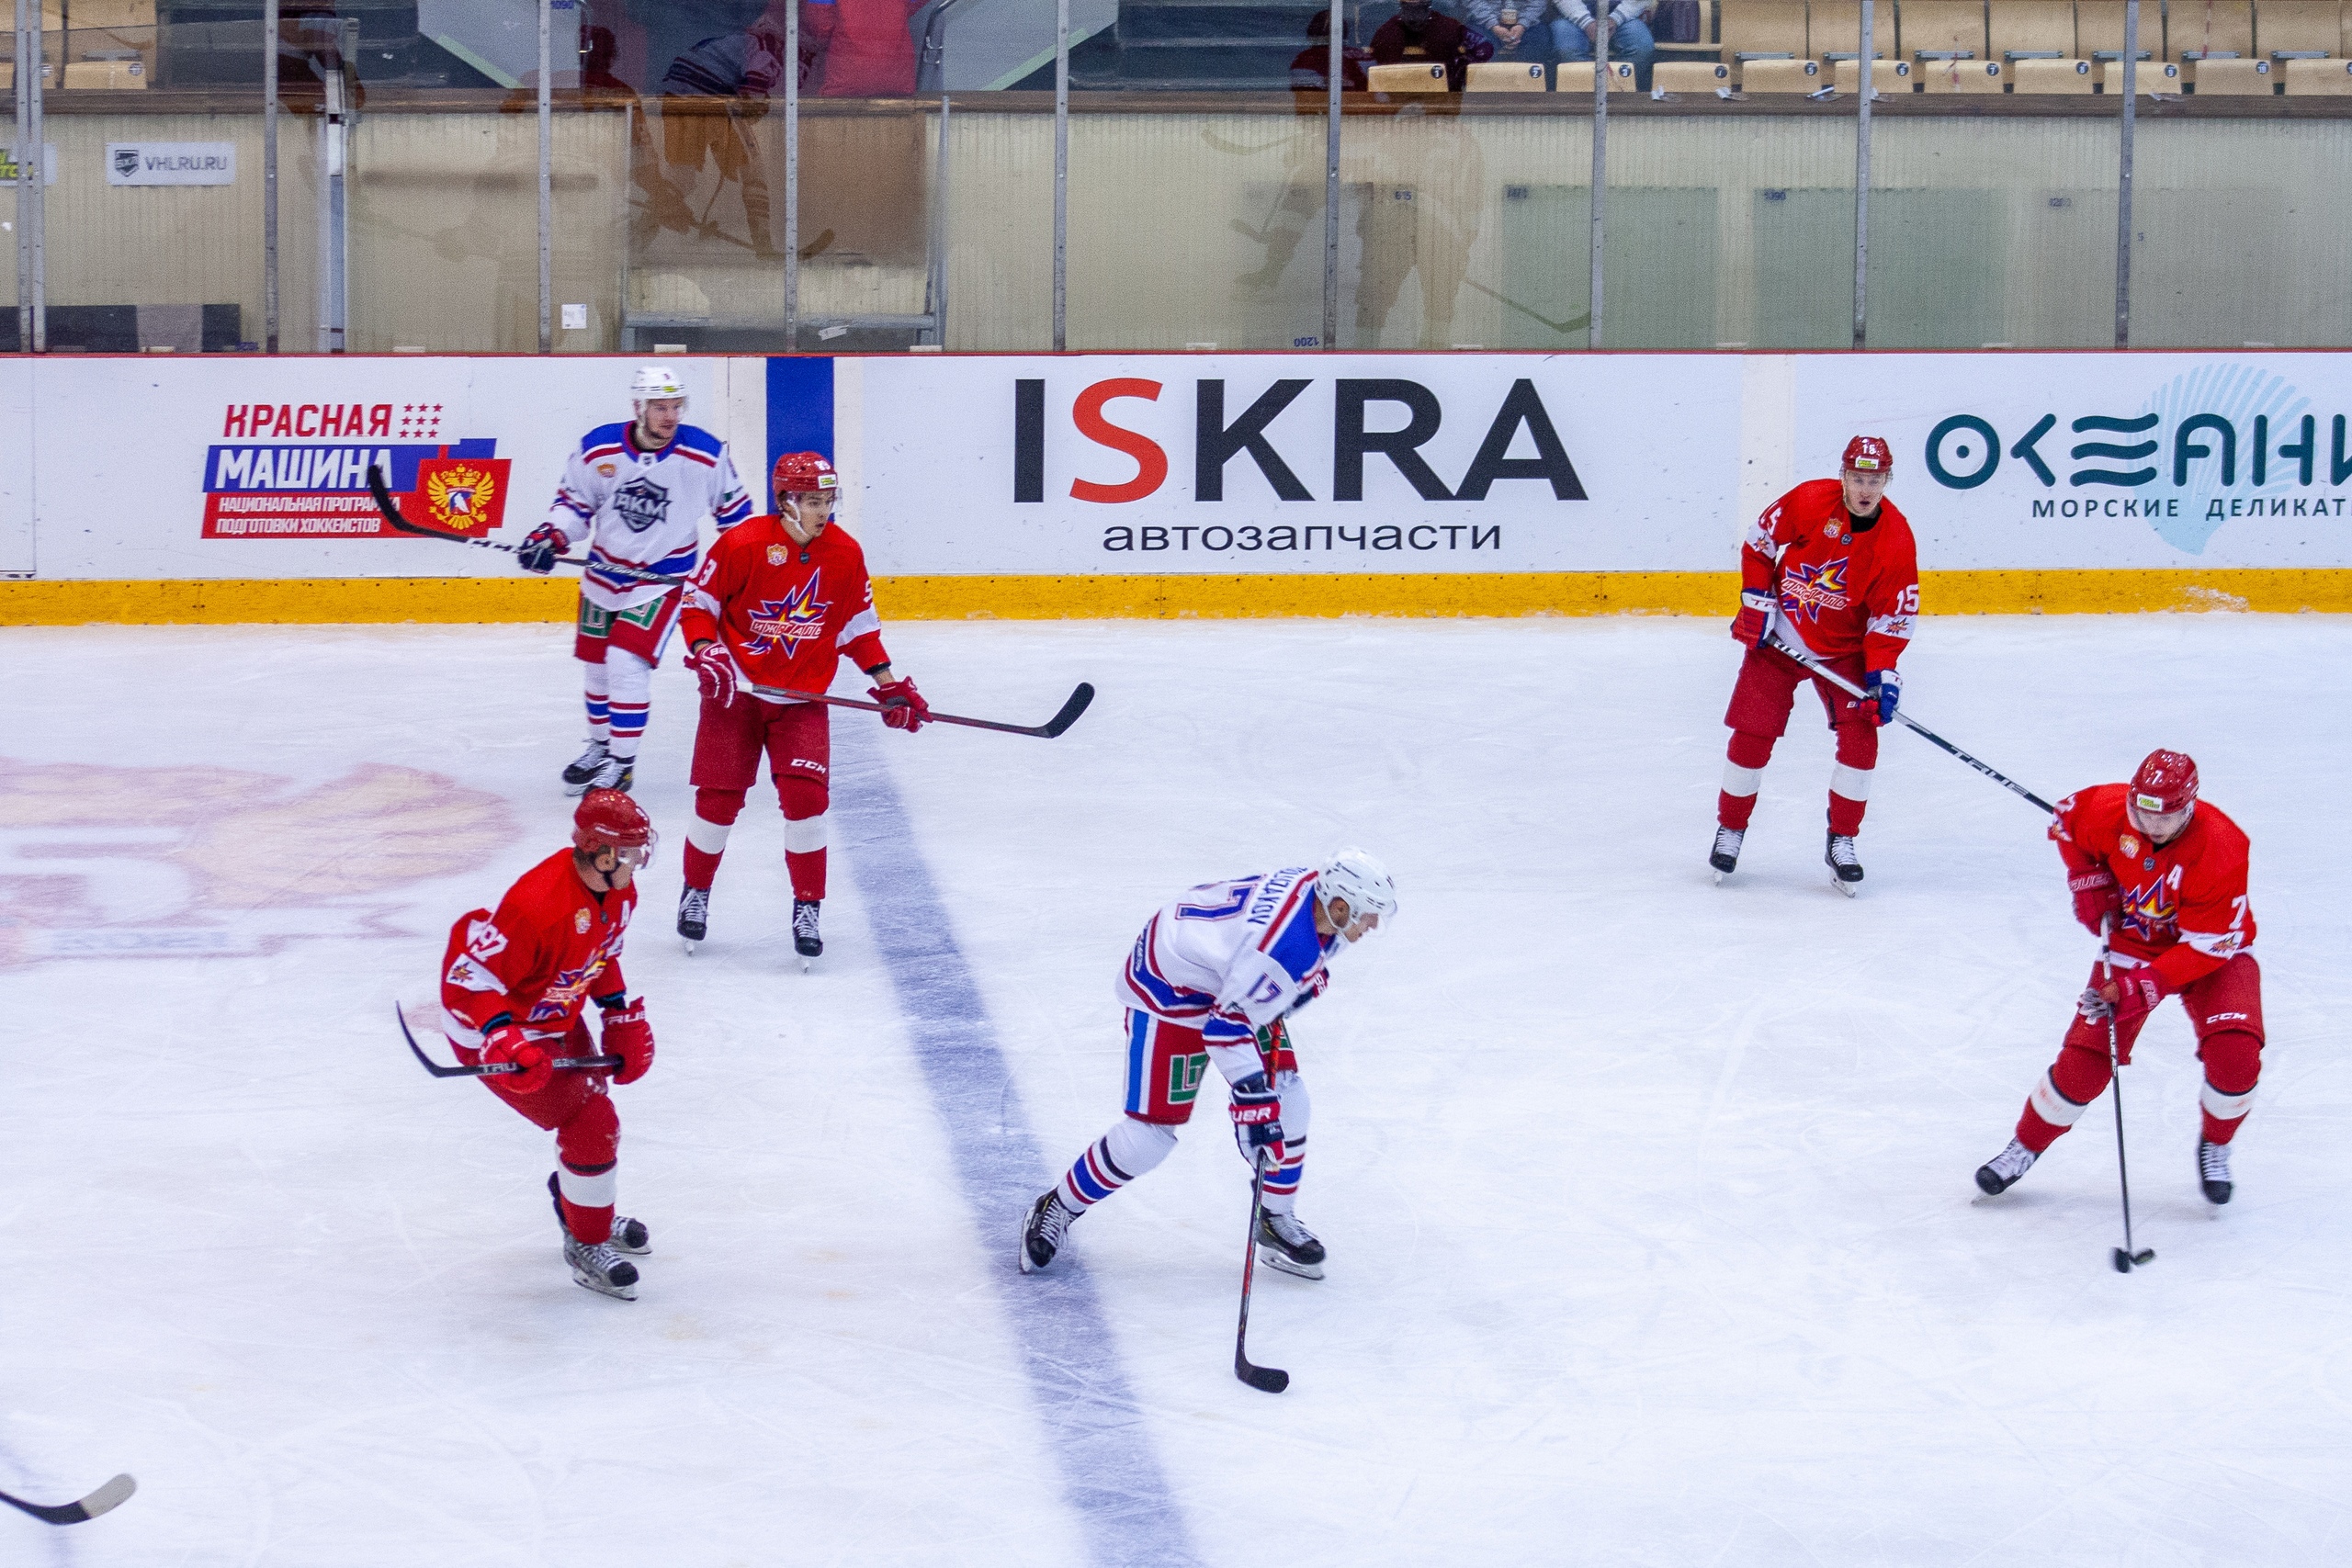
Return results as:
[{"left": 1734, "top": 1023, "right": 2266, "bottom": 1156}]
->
[
  {"left": 1738, "top": 56, "right": 1823, "bottom": 90},
  {"left": 2282, "top": 52, "right": 2352, "bottom": 87},
  {"left": 1366, "top": 62, "right": 1449, "bottom": 91},
  {"left": 1830, "top": 56, "right": 1911, "bottom": 93},
  {"left": 1555, "top": 59, "right": 1637, "bottom": 90},
  {"left": 2257, "top": 0, "right": 2343, "bottom": 62},
  {"left": 2078, "top": 1, "right": 2169, "bottom": 88},
  {"left": 1991, "top": 0, "right": 2086, "bottom": 87},
  {"left": 1718, "top": 1, "right": 1809, "bottom": 79},
  {"left": 2168, "top": 0, "right": 2253, "bottom": 88},
  {"left": 2012, "top": 56, "right": 2098, "bottom": 90},
  {"left": 1901, "top": 1, "right": 1989, "bottom": 63},
  {"left": 1807, "top": 2, "right": 1889, "bottom": 63},
  {"left": 1651, "top": 59, "right": 1734, "bottom": 92},
  {"left": 1464, "top": 61, "right": 1547, "bottom": 89},
  {"left": 1917, "top": 56, "right": 2007, "bottom": 91}
]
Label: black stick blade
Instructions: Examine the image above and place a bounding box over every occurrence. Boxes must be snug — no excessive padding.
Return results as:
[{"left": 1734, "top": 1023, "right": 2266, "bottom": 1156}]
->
[
  {"left": 367, "top": 466, "right": 436, "bottom": 537},
  {"left": 0, "top": 1473, "right": 136, "bottom": 1525},
  {"left": 1236, "top": 1354, "right": 1289, "bottom": 1394},
  {"left": 1038, "top": 682, "right": 1095, "bottom": 739},
  {"left": 2112, "top": 1247, "right": 2134, "bottom": 1273},
  {"left": 397, "top": 1004, "right": 476, "bottom": 1077}
]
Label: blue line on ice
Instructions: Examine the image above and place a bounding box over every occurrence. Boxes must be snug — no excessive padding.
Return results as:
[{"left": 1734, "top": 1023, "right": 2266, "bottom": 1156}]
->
[{"left": 835, "top": 730, "right": 1202, "bottom": 1568}]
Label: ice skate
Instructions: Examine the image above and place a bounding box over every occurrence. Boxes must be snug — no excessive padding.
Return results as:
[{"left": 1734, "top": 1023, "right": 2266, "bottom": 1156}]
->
[
  {"left": 549, "top": 1172, "right": 650, "bottom": 1256},
  {"left": 1256, "top": 1211, "right": 1327, "bottom": 1280},
  {"left": 1709, "top": 826, "right": 1745, "bottom": 883},
  {"left": 1974, "top": 1138, "right": 2037, "bottom": 1196},
  {"left": 1018, "top": 1190, "right": 1076, "bottom": 1274},
  {"left": 564, "top": 1237, "right": 640, "bottom": 1300},
  {"left": 793, "top": 898, "right": 823, "bottom": 967},
  {"left": 1825, "top": 830, "right": 1864, "bottom": 895},
  {"left": 678, "top": 885, "right": 710, "bottom": 952},
  {"left": 2199, "top": 1139, "right": 2233, "bottom": 1205},
  {"left": 572, "top": 755, "right": 633, "bottom": 796},
  {"left": 560, "top": 739, "right": 609, "bottom": 792}
]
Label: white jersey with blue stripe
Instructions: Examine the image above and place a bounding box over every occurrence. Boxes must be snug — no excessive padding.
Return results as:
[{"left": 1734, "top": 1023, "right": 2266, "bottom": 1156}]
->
[
  {"left": 546, "top": 422, "right": 754, "bottom": 611},
  {"left": 1116, "top": 866, "right": 1334, "bottom": 1083}
]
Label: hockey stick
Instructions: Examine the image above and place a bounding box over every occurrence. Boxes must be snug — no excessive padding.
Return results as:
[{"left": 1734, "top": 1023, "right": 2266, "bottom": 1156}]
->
[
  {"left": 1235, "top": 1149, "right": 1289, "bottom": 1394},
  {"left": 396, "top": 1006, "right": 622, "bottom": 1079},
  {"left": 2099, "top": 919, "right": 2156, "bottom": 1273},
  {"left": 741, "top": 679, "right": 1095, "bottom": 740},
  {"left": 0, "top": 1473, "right": 135, "bottom": 1526},
  {"left": 364, "top": 467, "right": 679, "bottom": 588},
  {"left": 1762, "top": 629, "right": 2057, "bottom": 814}
]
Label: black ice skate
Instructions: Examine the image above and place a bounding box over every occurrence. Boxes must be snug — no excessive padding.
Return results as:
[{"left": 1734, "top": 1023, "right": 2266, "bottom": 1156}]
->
[
  {"left": 564, "top": 1237, "right": 640, "bottom": 1300},
  {"left": 561, "top": 740, "right": 609, "bottom": 793},
  {"left": 2199, "top": 1139, "right": 2233, "bottom": 1205},
  {"left": 1018, "top": 1190, "right": 1076, "bottom": 1274},
  {"left": 1710, "top": 827, "right": 1745, "bottom": 883},
  {"left": 549, "top": 1171, "right": 651, "bottom": 1256},
  {"left": 1974, "top": 1138, "right": 2038, "bottom": 1196},
  {"left": 1825, "top": 830, "right": 1864, "bottom": 895},
  {"left": 678, "top": 885, "right": 710, "bottom": 952},
  {"left": 576, "top": 756, "right": 634, "bottom": 796},
  {"left": 1256, "top": 1212, "right": 1327, "bottom": 1280},
  {"left": 793, "top": 898, "right": 823, "bottom": 965}
]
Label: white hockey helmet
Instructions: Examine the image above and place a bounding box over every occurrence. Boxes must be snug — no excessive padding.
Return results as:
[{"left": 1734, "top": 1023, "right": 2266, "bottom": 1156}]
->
[
  {"left": 1317, "top": 847, "right": 1396, "bottom": 930},
  {"left": 631, "top": 365, "right": 688, "bottom": 410}
]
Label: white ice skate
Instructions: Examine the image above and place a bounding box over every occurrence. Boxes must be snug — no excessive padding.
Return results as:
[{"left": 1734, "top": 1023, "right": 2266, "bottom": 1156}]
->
[
  {"left": 678, "top": 885, "right": 710, "bottom": 954},
  {"left": 560, "top": 739, "right": 609, "bottom": 794},
  {"left": 1825, "top": 831, "right": 1864, "bottom": 896},
  {"left": 1256, "top": 1212, "right": 1327, "bottom": 1280},
  {"left": 564, "top": 1237, "right": 639, "bottom": 1300},
  {"left": 1974, "top": 1139, "right": 2037, "bottom": 1196},
  {"left": 577, "top": 756, "right": 633, "bottom": 796}
]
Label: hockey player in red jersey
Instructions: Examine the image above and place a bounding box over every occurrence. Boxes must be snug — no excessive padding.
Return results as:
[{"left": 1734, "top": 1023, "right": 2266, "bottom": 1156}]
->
[
  {"left": 674, "top": 450, "right": 929, "bottom": 962},
  {"left": 1975, "top": 750, "right": 2262, "bottom": 1206},
  {"left": 439, "top": 789, "right": 660, "bottom": 1300},
  {"left": 1710, "top": 434, "right": 1919, "bottom": 893}
]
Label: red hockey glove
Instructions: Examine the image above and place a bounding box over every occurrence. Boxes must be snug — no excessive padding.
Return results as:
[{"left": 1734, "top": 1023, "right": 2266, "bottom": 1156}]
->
[
  {"left": 1730, "top": 589, "right": 1775, "bottom": 649},
  {"left": 1865, "top": 668, "right": 1901, "bottom": 727},
  {"left": 598, "top": 996, "right": 656, "bottom": 1085},
  {"left": 2079, "top": 971, "right": 2163, "bottom": 1032},
  {"left": 2068, "top": 869, "right": 2120, "bottom": 937},
  {"left": 515, "top": 522, "right": 570, "bottom": 576},
  {"left": 481, "top": 1022, "right": 552, "bottom": 1093},
  {"left": 869, "top": 676, "right": 931, "bottom": 733},
  {"left": 1227, "top": 1071, "right": 1286, "bottom": 1165},
  {"left": 685, "top": 640, "right": 740, "bottom": 707}
]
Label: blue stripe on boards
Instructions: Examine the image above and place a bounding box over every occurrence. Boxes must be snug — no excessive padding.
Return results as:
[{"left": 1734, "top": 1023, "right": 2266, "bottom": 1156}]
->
[{"left": 832, "top": 732, "right": 1202, "bottom": 1568}]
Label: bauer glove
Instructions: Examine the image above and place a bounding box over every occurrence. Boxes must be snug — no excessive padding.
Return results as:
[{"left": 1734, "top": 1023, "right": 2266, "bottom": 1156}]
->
[
  {"left": 516, "top": 523, "right": 570, "bottom": 576},
  {"left": 1227, "top": 1071, "right": 1286, "bottom": 1164}
]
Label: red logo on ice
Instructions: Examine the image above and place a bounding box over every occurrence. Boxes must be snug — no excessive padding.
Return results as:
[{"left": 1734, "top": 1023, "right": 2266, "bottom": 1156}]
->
[
  {"left": 1780, "top": 558, "right": 1852, "bottom": 623},
  {"left": 741, "top": 576, "right": 831, "bottom": 654}
]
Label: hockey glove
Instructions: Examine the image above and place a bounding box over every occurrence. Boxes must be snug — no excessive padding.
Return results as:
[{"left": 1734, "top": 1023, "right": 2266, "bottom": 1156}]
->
[
  {"left": 2079, "top": 970, "right": 2163, "bottom": 1030},
  {"left": 516, "top": 523, "right": 570, "bottom": 576},
  {"left": 869, "top": 676, "right": 932, "bottom": 733},
  {"left": 2068, "top": 868, "right": 2120, "bottom": 937},
  {"left": 1227, "top": 1071, "right": 1285, "bottom": 1164},
  {"left": 685, "top": 640, "right": 740, "bottom": 707},
  {"left": 1730, "top": 590, "right": 1775, "bottom": 649},
  {"left": 597, "top": 995, "right": 656, "bottom": 1085},
  {"left": 1865, "top": 668, "right": 1900, "bottom": 727},
  {"left": 481, "top": 1022, "right": 553, "bottom": 1094}
]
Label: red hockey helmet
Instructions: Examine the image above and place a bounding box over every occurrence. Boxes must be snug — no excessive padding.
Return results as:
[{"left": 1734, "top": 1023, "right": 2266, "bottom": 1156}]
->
[
  {"left": 772, "top": 450, "right": 838, "bottom": 498},
  {"left": 574, "top": 788, "right": 655, "bottom": 864},
  {"left": 1843, "top": 434, "right": 1893, "bottom": 475},
  {"left": 2127, "top": 749, "right": 2199, "bottom": 841}
]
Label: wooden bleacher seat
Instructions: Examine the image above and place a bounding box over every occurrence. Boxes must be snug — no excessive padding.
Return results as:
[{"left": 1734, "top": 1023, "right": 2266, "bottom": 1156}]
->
[
  {"left": 1917, "top": 56, "right": 2006, "bottom": 91},
  {"left": 2012, "top": 56, "right": 2098, "bottom": 91},
  {"left": 2077, "top": 2, "right": 2168, "bottom": 89},
  {"left": 1464, "top": 61, "right": 1546, "bottom": 90},
  {"left": 2168, "top": 0, "right": 2253, "bottom": 88},
  {"left": 1830, "top": 57, "right": 1911, "bottom": 93},
  {"left": 1806, "top": 2, "right": 1887, "bottom": 62},
  {"left": 1555, "top": 59, "right": 1636, "bottom": 90},
  {"left": 1366, "top": 62, "right": 1449, "bottom": 92},
  {"left": 2256, "top": 0, "right": 2342, "bottom": 60},
  {"left": 1718, "top": 1, "right": 1809, "bottom": 68},
  {"left": 1738, "top": 57, "right": 1823, "bottom": 90},
  {"left": 2190, "top": 56, "right": 2275, "bottom": 88},
  {"left": 1900, "top": 1, "right": 1989, "bottom": 64},
  {"left": 1989, "top": 0, "right": 2084, "bottom": 86},
  {"left": 1651, "top": 60, "right": 1733, "bottom": 92},
  {"left": 62, "top": 56, "right": 147, "bottom": 88},
  {"left": 2283, "top": 54, "right": 2352, "bottom": 88}
]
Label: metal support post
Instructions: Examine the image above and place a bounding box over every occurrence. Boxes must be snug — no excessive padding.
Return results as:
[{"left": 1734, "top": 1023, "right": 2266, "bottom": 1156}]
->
[
  {"left": 784, "top": 0, "right": 800, "bottom": 348},
  {"left": 2114, "top": 0, "right": 2139, "bottom": 348},
  {"left": 1851, "top": 0, "right": 1873, "bottom": 349},
  {"left": 537, "top": 0, "right": 551, "bottom": 354},
  {"left": 318, "top": 65, "right": 348, "bottom": 352},
  {"left": 16, "top": 0, "right": 41, "bottom": 354},
  {"left": 928, "top": 95, "right": 952, "bottom": 344},
  {"left": 1053, "top": 0, "right": 1069, "bottom": 351},
  {"left": 264, "top": 0, "right": 279, "bottom": 353},
  {"left": 1322, "top": 1, "right": 1340, "bottom": 350},
  {"left": 1589, "top": 6, "right": 1608, "bottom": 348}
]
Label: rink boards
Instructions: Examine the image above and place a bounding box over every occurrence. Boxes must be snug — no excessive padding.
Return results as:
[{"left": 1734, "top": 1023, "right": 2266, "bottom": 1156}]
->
[{"left": 5, "top": 350, "right": 2351, "bottom": 623}]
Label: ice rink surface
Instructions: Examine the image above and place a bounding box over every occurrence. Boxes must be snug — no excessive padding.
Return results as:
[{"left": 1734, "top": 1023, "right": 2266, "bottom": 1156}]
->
[{"left": 3, "top": 613, "right": 2348, "bottom": 1567}]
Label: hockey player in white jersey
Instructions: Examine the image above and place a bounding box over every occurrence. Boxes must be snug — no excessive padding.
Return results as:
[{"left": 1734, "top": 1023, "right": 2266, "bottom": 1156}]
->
[
  {"left": 519, "top": 366, "right": 754, "bottom": 795},
  {"left": 1020, "top": 850, "right": 1396, "bottom": 1281}
]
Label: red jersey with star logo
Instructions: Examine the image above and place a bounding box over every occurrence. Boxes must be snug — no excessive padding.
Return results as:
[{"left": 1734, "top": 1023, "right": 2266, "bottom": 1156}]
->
[
  {"left": 2050, "top": 783, "right": 2255, "bottom": 991},
  {"left": 438, "top": 848, "right": 636, "bottom": 1046},
  {"left": 679, "top": 513, "right": 891, "bottom": 694},
  {"left": 1742, "top": 479, "right": 1919, "bottom": 669}
]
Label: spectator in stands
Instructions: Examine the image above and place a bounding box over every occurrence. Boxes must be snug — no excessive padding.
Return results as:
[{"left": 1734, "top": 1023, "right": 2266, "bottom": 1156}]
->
[
  {"left": 1369, "top": 0, "right": 1495, "bottom": 89},
  {"left": 1289, "top": 8, "right": 1374, "bottom": 91},
  {"left": 804, "top": 0, "right": 926, "bottom": 96},
  {"left": 1461, "top": 0, "right": 1536, "bottom": 61},
  {"left": 1552, "top": 0, "right": 1657, "bottom": 89}
]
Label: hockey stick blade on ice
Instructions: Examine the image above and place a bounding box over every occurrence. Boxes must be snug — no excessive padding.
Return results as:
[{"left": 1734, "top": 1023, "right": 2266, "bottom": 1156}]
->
[
  {"left": 1235, "top": 1152, "right": 1290, "bottom": 1394},
  {"left": 364, "top": 466, "right": 675, "bottom": 586},
  {"left": 1764, "top": 631, "right": 2057, "bottom": 815},
  {"left": 396, "top": 1005, "right": 622, "bottom": 1079},
  {"left": 2099, "top": 919, "right": 2157, "bottom": 1273},
  {"left": 0, "top": 1473, "right": 136, "bottom": 1526},
  {"left": 743, "top": 679, "right": 1095, "bottom": 739}
]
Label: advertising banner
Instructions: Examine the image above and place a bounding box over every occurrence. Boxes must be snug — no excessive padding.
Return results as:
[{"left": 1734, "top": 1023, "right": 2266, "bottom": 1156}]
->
[{"left": 106, "top": 142, "right": 237, "bottom": 187}]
